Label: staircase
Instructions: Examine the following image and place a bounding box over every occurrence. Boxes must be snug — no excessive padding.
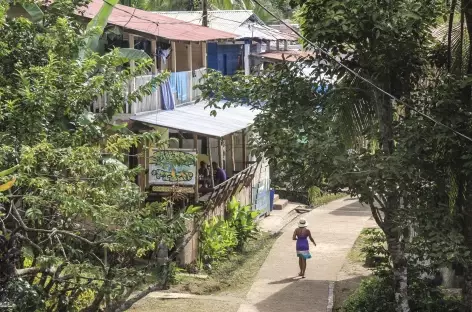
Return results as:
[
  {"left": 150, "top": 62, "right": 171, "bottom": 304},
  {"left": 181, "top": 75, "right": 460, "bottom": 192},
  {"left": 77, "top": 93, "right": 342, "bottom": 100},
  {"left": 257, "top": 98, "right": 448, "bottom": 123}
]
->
[{"left": 273, "top": 193, "right": 289, "bottom": 210}]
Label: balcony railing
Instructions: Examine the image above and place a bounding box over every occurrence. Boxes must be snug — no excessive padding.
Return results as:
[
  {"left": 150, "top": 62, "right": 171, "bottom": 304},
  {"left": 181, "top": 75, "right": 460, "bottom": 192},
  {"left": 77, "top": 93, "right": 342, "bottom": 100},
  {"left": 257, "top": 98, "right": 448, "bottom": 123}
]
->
[{"left": 91, "top": 68, "right": 206, "bottom": 115}]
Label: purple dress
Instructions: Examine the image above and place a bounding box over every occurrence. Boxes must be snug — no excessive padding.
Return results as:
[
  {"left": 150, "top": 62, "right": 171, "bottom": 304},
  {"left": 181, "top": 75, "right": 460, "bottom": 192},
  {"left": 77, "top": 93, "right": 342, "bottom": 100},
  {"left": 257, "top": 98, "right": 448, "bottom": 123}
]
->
[{"left": 296, "top": 231, "right": 312, "bottom": 259}]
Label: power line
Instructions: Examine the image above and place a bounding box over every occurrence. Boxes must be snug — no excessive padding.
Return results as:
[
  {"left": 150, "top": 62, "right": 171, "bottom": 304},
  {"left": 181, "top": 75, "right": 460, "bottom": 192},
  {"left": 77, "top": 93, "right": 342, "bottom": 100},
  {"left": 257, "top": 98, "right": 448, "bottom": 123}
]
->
[{"left": 251, "top": 0, "right": 472, "bottom": 143}]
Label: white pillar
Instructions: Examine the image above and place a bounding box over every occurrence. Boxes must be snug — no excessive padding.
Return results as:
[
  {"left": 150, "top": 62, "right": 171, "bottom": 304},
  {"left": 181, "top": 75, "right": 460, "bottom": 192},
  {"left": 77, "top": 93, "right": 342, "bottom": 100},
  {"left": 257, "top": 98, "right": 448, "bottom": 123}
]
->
[
  {"left": 129, "top": 34, "right": 136, "bottom": 114},
  {"left": 244, "top": 42, "right": 250, "bottom": 75}
]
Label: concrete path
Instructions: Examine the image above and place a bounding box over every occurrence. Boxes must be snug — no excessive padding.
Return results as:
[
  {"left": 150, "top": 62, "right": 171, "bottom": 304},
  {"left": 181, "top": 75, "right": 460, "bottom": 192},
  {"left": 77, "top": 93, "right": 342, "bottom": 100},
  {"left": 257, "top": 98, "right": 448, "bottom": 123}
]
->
[{"left": 238, "top": 197, "right": 372, "bottom": 312}]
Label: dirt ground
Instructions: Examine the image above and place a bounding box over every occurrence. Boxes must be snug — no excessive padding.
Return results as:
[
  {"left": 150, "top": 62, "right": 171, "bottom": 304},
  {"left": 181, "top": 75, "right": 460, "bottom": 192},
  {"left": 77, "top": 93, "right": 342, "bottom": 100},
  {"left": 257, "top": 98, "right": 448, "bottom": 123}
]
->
[
  {"left": 129, "top": 233, "right": 278, "bottom": 312},
  {"left": 129, "top": 298, "right": 241, "bottom": 312},
  {"left": 333, "top": 220, "right": 378, "bottom": 310}
]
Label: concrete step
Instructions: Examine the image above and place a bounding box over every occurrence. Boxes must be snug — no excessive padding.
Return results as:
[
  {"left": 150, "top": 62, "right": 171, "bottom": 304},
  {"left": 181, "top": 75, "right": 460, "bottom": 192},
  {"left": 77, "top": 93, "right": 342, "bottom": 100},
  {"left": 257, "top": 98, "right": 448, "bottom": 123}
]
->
[
  {"left": 273, "top": 193, "right": 280, "bottom": 202},
  {"left": 273, "top": 199, "right": 289, "bottom": 210}
]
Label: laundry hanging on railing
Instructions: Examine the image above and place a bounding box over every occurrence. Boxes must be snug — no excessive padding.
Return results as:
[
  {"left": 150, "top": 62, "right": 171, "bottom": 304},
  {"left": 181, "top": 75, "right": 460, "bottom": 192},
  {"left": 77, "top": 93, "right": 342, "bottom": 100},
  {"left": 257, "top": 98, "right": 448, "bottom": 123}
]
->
[
  {"left": 169, "top": 72, "right": 189, "bottom": 103},
  {"left": 160, "top": 80, "right": 175, "bottom": 111},
  {"left": 193, "top": 68, "right": 206, "bottom": 99},
  {"left": 157, "top": 48, "right": 171, "bottom": 64}
]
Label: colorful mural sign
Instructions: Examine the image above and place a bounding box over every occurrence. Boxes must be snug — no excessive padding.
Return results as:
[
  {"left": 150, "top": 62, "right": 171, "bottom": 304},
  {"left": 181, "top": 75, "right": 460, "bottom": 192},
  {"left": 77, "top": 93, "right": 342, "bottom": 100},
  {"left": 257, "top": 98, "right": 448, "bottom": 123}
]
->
[{"left": 149, "top": 149, "right": 197, "bottom": 187}]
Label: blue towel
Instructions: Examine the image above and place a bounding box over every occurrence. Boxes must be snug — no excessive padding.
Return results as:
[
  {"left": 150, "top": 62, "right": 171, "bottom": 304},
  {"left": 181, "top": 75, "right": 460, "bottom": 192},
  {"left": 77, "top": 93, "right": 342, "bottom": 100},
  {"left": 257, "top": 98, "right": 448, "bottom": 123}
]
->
[
  {"left": 169, "top": 72, "right": 189, "bottom": 102},
  {"left": 160, "top": 80, "right": 175, "bottom": 110}
]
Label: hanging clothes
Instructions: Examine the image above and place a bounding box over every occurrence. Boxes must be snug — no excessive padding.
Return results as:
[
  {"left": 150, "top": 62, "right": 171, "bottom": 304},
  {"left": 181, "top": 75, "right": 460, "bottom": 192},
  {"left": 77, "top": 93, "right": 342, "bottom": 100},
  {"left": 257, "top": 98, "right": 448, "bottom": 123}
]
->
[
  {"left": 169, "top": 72, "right": 189, "bottom": 103},
  {"left": 193, "top": 68, "right": 206, "bottom": 99},
  {"left": 158, "top": 48, "right": 171, "bottom": 64},
  {"left": 160, "top": 80, "right": 175, "bottom": 110}
]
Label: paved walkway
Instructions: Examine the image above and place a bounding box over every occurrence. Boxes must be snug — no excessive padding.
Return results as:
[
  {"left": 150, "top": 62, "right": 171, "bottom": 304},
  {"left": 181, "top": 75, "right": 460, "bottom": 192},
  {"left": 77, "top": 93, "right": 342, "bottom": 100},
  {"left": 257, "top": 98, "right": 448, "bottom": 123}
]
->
[{"left": 238, "top": 197, "right": 372, "bottom": 312}]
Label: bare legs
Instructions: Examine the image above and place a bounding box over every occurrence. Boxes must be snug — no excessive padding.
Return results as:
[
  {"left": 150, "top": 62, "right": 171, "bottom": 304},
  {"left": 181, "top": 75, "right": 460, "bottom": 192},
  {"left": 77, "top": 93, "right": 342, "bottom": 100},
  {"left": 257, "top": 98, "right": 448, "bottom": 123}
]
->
[
  {"left": 298, "top": 257, "right": 307, "bottom": 277},
  {"left": 298, "top": 257, "right": 303, "bottom": 276}
]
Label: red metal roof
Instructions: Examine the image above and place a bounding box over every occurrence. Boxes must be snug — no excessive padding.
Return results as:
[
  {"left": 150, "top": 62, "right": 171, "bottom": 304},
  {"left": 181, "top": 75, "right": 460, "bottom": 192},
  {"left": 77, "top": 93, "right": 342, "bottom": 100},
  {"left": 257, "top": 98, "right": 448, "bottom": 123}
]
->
[
  {"left": 255, "top": 51, "right": 314, "bottom": 62},
  {"left": 79, "top": 0, "right": 237, "bottom": 42}
]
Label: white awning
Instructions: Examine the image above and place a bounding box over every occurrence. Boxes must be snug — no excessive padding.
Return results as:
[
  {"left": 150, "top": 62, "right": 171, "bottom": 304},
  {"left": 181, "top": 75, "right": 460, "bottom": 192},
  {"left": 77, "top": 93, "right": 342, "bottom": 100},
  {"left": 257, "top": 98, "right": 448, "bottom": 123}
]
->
[{"left": 130, "top": 101, "right": 259, "bottom": 138}]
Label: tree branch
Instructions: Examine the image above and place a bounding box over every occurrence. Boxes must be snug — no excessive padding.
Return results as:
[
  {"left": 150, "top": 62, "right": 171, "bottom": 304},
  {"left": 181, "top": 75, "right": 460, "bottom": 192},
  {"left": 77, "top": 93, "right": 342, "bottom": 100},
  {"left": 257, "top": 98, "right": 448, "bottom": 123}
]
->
[{"left": 10, "top": 200, "right": 97, "bottom": 246}]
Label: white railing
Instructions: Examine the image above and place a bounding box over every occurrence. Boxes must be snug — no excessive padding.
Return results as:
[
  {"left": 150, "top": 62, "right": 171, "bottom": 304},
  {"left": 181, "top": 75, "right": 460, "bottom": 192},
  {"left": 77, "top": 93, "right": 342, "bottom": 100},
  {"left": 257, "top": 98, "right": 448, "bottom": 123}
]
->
[{"left": 91, "top": 68, "right": 207, "bottom": 115}]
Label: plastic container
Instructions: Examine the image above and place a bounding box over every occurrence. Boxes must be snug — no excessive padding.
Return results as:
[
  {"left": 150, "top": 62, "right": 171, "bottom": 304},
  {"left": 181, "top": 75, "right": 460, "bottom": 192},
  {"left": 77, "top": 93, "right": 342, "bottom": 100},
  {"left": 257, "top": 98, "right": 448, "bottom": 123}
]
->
[{"left": 269, "top": 188, "right": 275, "bottom": 211}]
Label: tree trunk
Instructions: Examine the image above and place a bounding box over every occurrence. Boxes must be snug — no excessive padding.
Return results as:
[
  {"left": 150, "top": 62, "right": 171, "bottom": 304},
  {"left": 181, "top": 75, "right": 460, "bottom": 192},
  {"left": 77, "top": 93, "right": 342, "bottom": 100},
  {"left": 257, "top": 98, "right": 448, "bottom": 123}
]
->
[
  {"left": 376, "top": 88, "right": 410, "bottom": 311},
  {"left": 385, "top": 218, "right": 410, "bottom": 312},
  {"left": 460, "top": 2, "right": 472, "bottom": 309}
]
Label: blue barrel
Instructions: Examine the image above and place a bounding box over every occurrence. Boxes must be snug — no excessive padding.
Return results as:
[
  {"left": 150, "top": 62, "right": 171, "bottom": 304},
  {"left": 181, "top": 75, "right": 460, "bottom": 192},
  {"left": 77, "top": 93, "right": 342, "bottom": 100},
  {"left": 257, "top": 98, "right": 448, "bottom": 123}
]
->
[{"left": 269, "top": 189, "right": 275, "bottom": 211}]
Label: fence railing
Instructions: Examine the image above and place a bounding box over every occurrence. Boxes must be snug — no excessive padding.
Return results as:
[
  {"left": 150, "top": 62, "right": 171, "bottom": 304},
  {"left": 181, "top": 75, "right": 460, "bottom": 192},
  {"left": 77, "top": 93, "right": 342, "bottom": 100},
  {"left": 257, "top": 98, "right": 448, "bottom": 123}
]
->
[{"left": 90, "top": 68, "right": 207, "bottom": 115}]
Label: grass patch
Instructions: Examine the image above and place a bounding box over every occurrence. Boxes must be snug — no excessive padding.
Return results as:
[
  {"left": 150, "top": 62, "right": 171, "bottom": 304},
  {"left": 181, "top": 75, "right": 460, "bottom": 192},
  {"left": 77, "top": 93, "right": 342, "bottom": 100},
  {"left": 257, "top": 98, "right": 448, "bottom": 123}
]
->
[
  {"left": 312, "top": 193, "right": 347, "bottom": 207},
  {"left": 172, "top": 232, "right": 277, "bottom": 296},
  {"left": 346, "top": 228, "right": 369, "bottom": 263},
  {"left": 334, "top": 227, "right": 374, "bottom": 310}
]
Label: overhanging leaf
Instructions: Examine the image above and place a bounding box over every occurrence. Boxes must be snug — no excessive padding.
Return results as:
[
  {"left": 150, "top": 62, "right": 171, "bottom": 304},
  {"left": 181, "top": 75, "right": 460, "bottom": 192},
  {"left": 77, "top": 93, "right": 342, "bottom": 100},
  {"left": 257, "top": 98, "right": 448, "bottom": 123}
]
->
[
  {"left": 0, "top": 165, "right": 19, "bottom": 177},
  {"left": 22, "top": 3, "right": 44, "bottom": 23},
  {"left": 81, "top": 0, "right": 119, "bottom": 57},
  {"left": 118, "top": 48, "right": 151, "bottom": 61},
  {"left": 0, "top": 177, "right": 16, "bottom": 192}
]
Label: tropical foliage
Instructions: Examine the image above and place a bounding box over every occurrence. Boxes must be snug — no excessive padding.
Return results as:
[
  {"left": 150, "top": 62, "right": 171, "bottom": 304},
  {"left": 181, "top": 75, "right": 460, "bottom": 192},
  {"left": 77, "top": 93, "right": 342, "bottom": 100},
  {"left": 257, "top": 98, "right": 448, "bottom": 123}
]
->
[
  {"left": 198, "top": 0, "right": 472, "bottom": 310},
  {"left": 199, "top": 197, "right": 259, "bottom": 267},
  {"left": 0, "top": 1, "right": 194, "bottom": 311}
]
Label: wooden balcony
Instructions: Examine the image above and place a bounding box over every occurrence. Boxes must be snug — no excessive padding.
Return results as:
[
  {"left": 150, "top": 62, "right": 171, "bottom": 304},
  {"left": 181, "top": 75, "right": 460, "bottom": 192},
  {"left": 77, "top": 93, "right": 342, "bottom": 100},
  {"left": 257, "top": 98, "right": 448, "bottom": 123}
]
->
[{"left": 91, "top": 68, "right": 207, "bottom": 115}]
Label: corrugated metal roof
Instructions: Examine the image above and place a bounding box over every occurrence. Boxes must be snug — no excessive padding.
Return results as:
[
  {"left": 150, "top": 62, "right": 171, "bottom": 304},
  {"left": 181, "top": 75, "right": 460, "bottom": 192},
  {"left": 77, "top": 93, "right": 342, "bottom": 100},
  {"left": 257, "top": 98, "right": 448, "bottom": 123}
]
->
[
  {"left": 155, "top": 10, "right": 296, "bottom": 41},
  {"left": 254, "top": 50, "right": 314, "bottom": 62},
  {"left": 131, "top": 101, "right": 258, "bottom": 137},
  {"left": 79, "top": 0, "right": 237, "bottom": 42}
]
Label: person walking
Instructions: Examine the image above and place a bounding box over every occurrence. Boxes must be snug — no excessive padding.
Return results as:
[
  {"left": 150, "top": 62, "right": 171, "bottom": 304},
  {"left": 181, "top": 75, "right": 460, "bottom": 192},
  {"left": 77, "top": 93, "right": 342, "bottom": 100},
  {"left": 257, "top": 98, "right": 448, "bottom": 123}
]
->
[{"left": 293, "top": 218, "right": 316, "bottom": 277}]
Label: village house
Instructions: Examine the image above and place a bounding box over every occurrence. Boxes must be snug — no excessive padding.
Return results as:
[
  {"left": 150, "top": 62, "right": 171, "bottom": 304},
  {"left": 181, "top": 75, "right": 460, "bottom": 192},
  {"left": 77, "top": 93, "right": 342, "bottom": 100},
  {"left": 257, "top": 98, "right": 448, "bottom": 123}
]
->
[
  {"left": 154, "top": 10, "right": 297, "bottom": 75},
  {"left": 8, "top": 0, "right": 274, "bottom": 264}
]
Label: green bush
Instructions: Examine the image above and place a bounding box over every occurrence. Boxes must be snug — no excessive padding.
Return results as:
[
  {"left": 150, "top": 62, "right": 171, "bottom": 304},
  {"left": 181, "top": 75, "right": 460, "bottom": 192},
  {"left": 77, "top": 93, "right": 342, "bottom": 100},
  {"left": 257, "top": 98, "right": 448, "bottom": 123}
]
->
[
  {"left": 200, "top": 217, "right": 238, "bottom": 265},
  {"left": 308, "top": 186, "right": 322, "bottom": 205},
  {"left": 342, "top": 276, "right": 396, "bottom": 312},
  {"left": 199, "top": 197, "right": 259, "bottom": 267},
  {"left": 342, "top": 275, "right": 462, "bottom": 312},
  {"left": 343, "top": 228, "right": 463, "bottom": 312},
  {"left": 361, "top": 228, "right": 390, "bottom": 270},
  {"left": 227, "top": 197, "right": 259, "bottom": 251}
]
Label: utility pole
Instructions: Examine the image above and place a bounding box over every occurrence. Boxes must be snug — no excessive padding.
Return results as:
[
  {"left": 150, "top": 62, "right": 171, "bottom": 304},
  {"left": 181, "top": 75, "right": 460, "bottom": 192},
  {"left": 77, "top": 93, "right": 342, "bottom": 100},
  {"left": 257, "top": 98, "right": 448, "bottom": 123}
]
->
[{"left": 202, "top": 0, "right": 208, "bottom": 26}]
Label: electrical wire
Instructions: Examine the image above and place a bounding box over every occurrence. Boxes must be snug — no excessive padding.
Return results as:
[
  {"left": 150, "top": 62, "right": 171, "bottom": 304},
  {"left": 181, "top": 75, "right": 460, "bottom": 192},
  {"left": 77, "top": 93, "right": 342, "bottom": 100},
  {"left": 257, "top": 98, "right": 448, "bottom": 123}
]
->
[{"left": 251, "top": 0, "right": 472, "bottom": 143}]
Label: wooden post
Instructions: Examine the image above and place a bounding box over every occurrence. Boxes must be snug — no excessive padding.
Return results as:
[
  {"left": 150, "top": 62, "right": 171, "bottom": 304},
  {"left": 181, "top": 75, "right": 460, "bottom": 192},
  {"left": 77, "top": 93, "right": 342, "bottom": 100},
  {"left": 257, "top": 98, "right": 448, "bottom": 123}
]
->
[
  {"left": 194, "top": 133, "right": 199, "bottom": 203},
  {"left": 171, "top": 41, "right": 177, "bottom": 72},
  {"left": 202, "top": 0, "right": 208, "bottom": 27},
  {"left": 276, "top": 40, "right": 280, "bottom": 51},
  {"left": 202, "top": 43, "right": 207, "bottom": 68},
  {"left": 218, "top": 138, "right": 224, "bottom": 169},
  {"left": 208, "top": 137, "right": 214, "bottom": 187},
  {"left": 231, "top": 134, "right": 235, "bottom": 174},
  {"left": 224, "top": 135, "right": 235, "bottom": 178},
  {"left": 151, "top": 39, "right": 157, "bottom": 74},
  {"left": 283, "top": 40, "right": 288, "bottom": 51},
  {"left": 266, "top": 40, "right": 270, "bottom": 52},
  {"left": 151, "top": 39, "right": 158, "bottom": 111},
  {"left": 188, "top": 43, "right": 193, "bottom": 102},
  {"left": 242, "top": 130, "right": 247, "bottom": 169}
]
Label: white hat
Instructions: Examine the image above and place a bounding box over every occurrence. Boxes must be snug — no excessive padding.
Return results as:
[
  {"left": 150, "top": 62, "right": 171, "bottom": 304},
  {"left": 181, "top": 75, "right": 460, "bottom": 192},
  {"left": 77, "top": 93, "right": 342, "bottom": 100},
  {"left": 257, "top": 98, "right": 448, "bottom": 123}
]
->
[{"left": 298, "top": 218, "right": 308, "bottom": 228}]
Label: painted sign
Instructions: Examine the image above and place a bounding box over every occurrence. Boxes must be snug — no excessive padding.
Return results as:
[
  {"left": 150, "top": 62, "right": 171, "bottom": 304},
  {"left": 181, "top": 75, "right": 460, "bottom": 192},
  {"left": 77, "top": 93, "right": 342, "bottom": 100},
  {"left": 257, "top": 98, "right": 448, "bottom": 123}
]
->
[
  {"left": 253, "top": 178, "right": 270, "bottom": 214},
  {"left": 149, "top": 149, "right": 197, "bottom": 187}
]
